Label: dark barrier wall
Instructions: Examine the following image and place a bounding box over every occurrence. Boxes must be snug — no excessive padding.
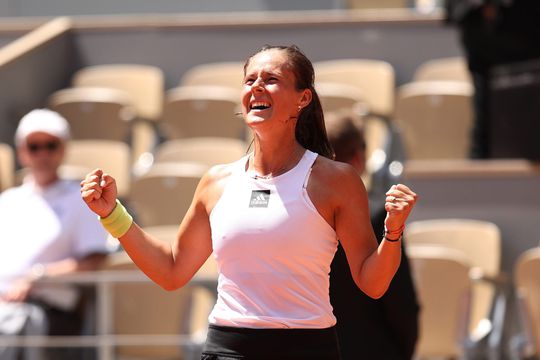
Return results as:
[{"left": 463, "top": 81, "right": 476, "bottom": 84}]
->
[
  {"left": 0, "top": 11, "right": 463, "bottom": 144},
  {"left": 0, "top": 0, "right": 343, "bottom": 17},
  {"left": 71, "top": 14, "right": 462, "bottom": 88},
  {"left": 0, "top": 18, "right": 78, "bottom": 146}
]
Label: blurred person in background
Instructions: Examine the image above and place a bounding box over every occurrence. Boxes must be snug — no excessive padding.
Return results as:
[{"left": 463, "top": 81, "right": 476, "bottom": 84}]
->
[
  {"left": 445, "top": 0, "right": 540, "bottom": 158},
  {"left": 326, "top": 109, "right": 420, "bottom": 360},
  {"left": 0, "top": 109, "right": 109, "bottom": 360}
]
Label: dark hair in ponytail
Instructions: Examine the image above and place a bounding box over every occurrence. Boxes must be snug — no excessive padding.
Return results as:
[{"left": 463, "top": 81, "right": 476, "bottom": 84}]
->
[{"left": 244, "top": 45, "right": 334, "bottom": 159}]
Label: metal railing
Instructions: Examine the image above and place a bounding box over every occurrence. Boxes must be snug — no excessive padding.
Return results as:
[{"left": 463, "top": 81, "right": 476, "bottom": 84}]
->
[{"left": 0, "top": 270, "right": 217, "bottom": 360}]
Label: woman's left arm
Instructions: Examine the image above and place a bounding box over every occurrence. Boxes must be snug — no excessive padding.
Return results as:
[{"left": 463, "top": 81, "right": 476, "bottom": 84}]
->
[{"left": 332, "top": 166, "right": 418, "bottom": 299}]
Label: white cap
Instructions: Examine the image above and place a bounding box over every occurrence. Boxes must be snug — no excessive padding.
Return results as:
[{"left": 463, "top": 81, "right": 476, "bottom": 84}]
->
[{"left": 15, "top": 109, "right": 70, "bottom": 145}]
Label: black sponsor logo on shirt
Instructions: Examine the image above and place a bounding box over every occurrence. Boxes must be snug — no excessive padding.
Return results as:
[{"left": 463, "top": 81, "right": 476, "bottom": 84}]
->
[{"left": 249, "top": 190, "right": 270, "bottom": 208}]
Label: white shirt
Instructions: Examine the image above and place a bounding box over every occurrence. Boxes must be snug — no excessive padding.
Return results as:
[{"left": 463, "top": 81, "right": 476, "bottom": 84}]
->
[
  {"left": 209, "top": 150, "right": 338, "bottom": 329},
  {"left": 0, "top": 179, "right": 108, "bottom": 309}
]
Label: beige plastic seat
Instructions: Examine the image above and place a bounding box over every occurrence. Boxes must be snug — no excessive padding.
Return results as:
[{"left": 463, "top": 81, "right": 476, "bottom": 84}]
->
[
  {"left": 512, "top": 247, "right": 540, "bottom": 360},
  {"left": 0, "top": 143, "right": 15, "bottom": 192},
  {"left": 72, "top": 64, "right": 164, "bottom": 164},
  {"left": 154, "top": 137, "right": 247, "bottom": 167},
  {"left": 101, "top": 248, "right": 214, "bottom": 360},
  {"left": 48, "top": 87, "right": 136, "bottom": 142},
  {"left": 129, "top": 163, "right": 207, "bottom": 227},
  {"left": 72, "top": 64, "right": 164, "bottom": 121},
  {"left": 179, "top": 61, "right": 244, "bottom": 90},
  {"left": 62, "top": 140, "right": 131, "bottom": 199},
  {"left": 160, "top": 86, "right": 246, "bottom": 141},
  {"left": 348, "top": 0, "right": 408, "bottom": 9},
  {"left": 314, "top": 59, "right": 396, "bottom": 119},
  {"left": 407, "top": 244, "right": 473, "bottom": 359},
  {"left": 144, "top": 225, "right": 219, "bottom": 340},
  {"left": 414, "top": 57, "right": 472, "bottom": 83},
  {"left": 406, "top": 219, "right": 505, "bottom": 355},
  {"left": 394, "top": 80, "right": 474, "bottom": 160},
  {"left": 315, "top": 82, "right": 368, "bottom": 114}
]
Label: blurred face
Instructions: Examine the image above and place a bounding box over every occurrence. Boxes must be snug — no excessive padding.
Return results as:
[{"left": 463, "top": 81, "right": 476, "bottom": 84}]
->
[
  {"left": 242, "top": 49, "right": 311, "bottom": 128},
  {"left": 18, "top": 132, "right": 65, "bottom": 184}
]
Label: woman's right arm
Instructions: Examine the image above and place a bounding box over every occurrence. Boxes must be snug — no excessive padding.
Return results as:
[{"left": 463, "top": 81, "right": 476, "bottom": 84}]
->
[{"left": 80, "top": 168, "right": 214, "bottom": 291}]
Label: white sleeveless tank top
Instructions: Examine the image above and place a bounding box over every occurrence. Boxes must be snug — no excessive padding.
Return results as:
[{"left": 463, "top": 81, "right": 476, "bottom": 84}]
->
[{"left": 208, "top": 149, "right": 338, "bottom": 328}]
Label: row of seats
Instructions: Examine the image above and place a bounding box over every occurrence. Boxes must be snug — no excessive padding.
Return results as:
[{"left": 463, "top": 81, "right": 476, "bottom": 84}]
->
[
  {"left": 1, "top": 58, "right": 407, "bottom": 196},
  {"left": 44, "top": 56, "right": 471, "bottom": 162},
  {"left": 0, "top": 136, "right": 246, "bottom": 210},
  {"left": 94, "top": 218, "right": 540, "bottom": 360},
  {"left": 0, "top": 56, "right": 475, "bottom": 218},
  {"left": 100, "top": 225, "right": 218, "bottom": 360},
  {"left": 180, "top": 56, "right": 475, "bottom": 162},
  {"left": 402, "top": 219, "right": 540, "bottom": 360}
]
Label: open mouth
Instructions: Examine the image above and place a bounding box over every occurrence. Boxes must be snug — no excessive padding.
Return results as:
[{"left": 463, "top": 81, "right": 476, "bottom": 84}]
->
[{"left": 250, "top": 101, "right": 271, "bottom": 111}]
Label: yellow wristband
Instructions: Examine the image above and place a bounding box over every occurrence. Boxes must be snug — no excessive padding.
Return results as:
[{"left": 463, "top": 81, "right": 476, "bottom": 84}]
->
[{"left": 99, "top": 199, "right": 133, "bottom": 238}]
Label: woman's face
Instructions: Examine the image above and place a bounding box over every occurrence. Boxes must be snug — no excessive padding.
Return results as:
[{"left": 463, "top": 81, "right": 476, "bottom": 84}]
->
[{"left": 241, "top": 49, "right": 311, "bottom": 128}]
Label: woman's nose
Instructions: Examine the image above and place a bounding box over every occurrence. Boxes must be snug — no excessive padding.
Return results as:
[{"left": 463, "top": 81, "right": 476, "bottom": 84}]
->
[{"left": 252, "top": 78, "right": 264, "bottom": 91}]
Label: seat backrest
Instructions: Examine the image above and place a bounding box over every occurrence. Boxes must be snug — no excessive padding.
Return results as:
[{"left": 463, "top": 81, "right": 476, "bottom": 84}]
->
[
  {"left": 144, "top": 225, "right": 218, "bottom": 337},
  {"left": 129, "top": 163, "right": 206, "bottom": 227},
  {"left": 63, "top": 140, "right": 131, "bottom": 198},
  {"left": 316, "top": 82, "right": 368, "bottom": 114},
  {"left": 347, "top": 0, "right": 408, "bottom": 9},
  {"left": 0, "top": 143, "right": 15, "bottom": 192},
  {"left": 406, "top": 219, "right": 501, "bottom": 337},
  {"left": 314, "top": 59, "right": 395, "bottom": 117},
  {"left": 155, "top": 137, "right": 247, "bottom": 167},
  {"left": 179, "top": 61, "right": 244, "bottom": 90},
  {"left": 414, "top": 57, "right": 471, "bottom": 83},
  {"left": 102, "top": 250, "right": 191, "bottom": 359},
  {"left": 48, "top": 87, "right": 136, "bottom": 142},
  {"left": 394, "top": 80, "right": 473, "bottom": 159},
  {"left": 161, "top": 86, "right": 246, "bottom": 141},
  {"left": 72, "top": 64, "right": 164, "bottom": 121},
  {"left": 515, "top": 247, "right": 540, "bottom": 354},
  {"left": 407, "top": 245, "right": 472, "bottom": 359}
]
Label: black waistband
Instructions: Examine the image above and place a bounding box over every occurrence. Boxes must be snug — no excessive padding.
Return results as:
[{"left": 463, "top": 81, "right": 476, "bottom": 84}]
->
[{"left": 203, "top": 324, "right": 340, "bottom": 359}]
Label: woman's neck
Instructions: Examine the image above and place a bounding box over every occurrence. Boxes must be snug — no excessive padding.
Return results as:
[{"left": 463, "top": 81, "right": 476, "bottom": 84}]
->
[{"left": 250, "top": 137, "right": 305, "bottom": 178}]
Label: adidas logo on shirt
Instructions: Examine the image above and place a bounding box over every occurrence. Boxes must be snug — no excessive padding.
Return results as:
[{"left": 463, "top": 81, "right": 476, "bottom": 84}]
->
[{"left": 249, "top": 190, "right": 270, "bottom": 208}]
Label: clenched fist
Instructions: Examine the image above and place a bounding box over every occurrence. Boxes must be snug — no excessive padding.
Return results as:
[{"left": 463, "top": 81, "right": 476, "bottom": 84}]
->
[
  {"left": 80, "top": 169, "right": 118, "bottom": 218},
  {"left": 384, "top": 184, "right": 418, "bottom": 234}
]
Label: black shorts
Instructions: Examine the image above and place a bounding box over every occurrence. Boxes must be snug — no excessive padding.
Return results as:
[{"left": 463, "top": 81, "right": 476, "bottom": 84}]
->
[{"left": 201, "top": 324, "right": 341, "bottom": 360}]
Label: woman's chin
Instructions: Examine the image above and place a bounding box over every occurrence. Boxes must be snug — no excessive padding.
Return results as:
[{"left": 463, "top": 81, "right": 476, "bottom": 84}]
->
[{"left": 245, "top": 114, "right": 269, "bottom": 126}]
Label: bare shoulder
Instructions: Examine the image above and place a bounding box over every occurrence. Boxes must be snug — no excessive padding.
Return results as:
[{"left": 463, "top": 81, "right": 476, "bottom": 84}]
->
[
  {"left": 308, "top": 156, "right": 368, "bottom": 224},
  {"left": 311, "top": 156, "right": 365, "bottom": 192}
]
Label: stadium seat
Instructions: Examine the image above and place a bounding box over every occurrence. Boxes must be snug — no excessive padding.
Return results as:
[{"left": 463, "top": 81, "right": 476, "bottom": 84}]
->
[
  {"left": 408, "top": 244, "right": 473, "bottom": 359},
  {"left": 48, "top": 87, "right": 136, "bottom": 143},
  {"left": 394, "top": 80, "right": 473, "bottom": 160},
  {"left": 413, "top": 56, "right": 471, "bottom": 83},
  {"left": 511, "top": 247, "right": 540, "bottom": 360},
  {"left": 160, "top": 86, "right": 246, "bottom": 141},
  {"left": 154, "top": 137, "right": 247, "bottom": 167},
  {"left": 129, "top": 162, "right": 207, "bottom": 227},
  {"left": 314, "top": 59, "right": 395, "bottom": 119},
  {"left": 0, "top": 143, "right": 15, "bottom": 192},
  {"left": 406, "top": 219, "right": 507, "bottom": 359},
  {"left": 179, "top": 61, "right": 244, "bottom": 90}
]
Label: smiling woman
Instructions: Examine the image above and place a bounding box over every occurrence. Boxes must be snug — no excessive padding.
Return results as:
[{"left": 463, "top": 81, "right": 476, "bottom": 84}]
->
[
  {"left": 242, "top": 45, "right": 333, "bottom": 162},
  {"left": 80, "top": 45, "right": 418, "bottom": 360}
]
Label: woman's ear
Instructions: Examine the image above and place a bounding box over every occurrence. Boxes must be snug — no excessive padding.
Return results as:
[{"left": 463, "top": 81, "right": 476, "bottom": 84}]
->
[{"left": 298, "top": 88, "right": 312, "bottom": 109}]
